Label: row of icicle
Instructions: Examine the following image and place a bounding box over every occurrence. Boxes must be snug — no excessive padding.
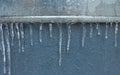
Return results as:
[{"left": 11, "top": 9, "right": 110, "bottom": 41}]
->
[{"left": 0, "top": 22, "right": 119, "bottom": 75}]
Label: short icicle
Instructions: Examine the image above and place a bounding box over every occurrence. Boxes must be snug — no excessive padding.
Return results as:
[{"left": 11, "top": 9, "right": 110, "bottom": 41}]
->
[
  {"left": 105, "top": 23, "right": 108, "bottom": 39},
  {"left": 90, "top": 23, "right": 93, "bottom": 38},
  {"left": 110, "top": 22, "right": 113, "bottom": 27},
  {"left": 29, "top": 25, "right": 33, "bottom": 46},
  {"left": 67, "top": 24, "right": 71, "bottom": 52},
  {"left": 82, "top": 23, "right": 86, "bottom": 47},
  {"left": 96, "top": 23, "right": 101, "bottom": 35},
  {"left": 39, "top": 24, "right": 43, "bottom": 43},
  {"left": 0, "top": 23, "right": 6, "bottom": 74},
  {"left": 114, "top": 22, "right": 118, "bottom": 47},
  {"left": 49, "top": 23, "right": 53, "bottom": 38},
  {"left": 10, "top": 23, "right": 14, "bottom": 45}
]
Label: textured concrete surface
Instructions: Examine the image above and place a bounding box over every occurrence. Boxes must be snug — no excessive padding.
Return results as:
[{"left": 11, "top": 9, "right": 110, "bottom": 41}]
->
[{"left": 0, "top": 0, "right": 120, "bottom": 16}]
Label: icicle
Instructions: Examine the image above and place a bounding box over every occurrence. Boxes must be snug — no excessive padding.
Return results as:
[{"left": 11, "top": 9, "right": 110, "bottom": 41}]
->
[
  {"left": 49, "top": 23, "right": 52, "bottom": 38},
  {"left": 114, "top": 22, "right": 118, "bottom": 47},
  {"left": 105, "top": 23, "right": 108, "bottom": 39},
  {"left": 10, "top": 23, "right": 14, "bottom": 45},
  {"left": 110, "top": 22, "right": 113, "bottom": 27},
  {"left": 90, "top": 23, "right": 93, "bottom": 38},
  {"left": 15, "top": 23, "right": 21, "bottom": 53},
  {"left": 0, "top": 24, "right": 6, "bottom": 74},
  {"left": 67, "top": 24, "right": 71, "bottom": 52},
  {"left": 29, "top": 25, "right": 33, "bottom": 46},
  {"left": 82, "top": 24, "right": 86, "bottom": 47},
  {"left": 58, "top": 24, "right": 62, "bottom": 66},
  {"left": 96, "top": 23, "right": 101, "bottom": 35},
  {"left": 20, "top": 23, "right": 24, "bottom": 52},
  {"left": 39, "top": 24, "right": 43, "bottom": 43},
  {"left": 5, "top": 25, "right": 11, "bottom": 75}
]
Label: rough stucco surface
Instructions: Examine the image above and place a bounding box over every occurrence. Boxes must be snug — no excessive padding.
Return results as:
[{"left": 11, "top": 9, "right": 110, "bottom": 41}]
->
[
  {"left": 0, "top": 23, "right": 120, "bottom": 75},
  {"left": 0, "top": 0, "right": 120, "bottom": 16}
]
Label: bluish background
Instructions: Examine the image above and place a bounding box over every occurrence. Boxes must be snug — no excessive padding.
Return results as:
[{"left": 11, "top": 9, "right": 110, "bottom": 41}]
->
[{"left": 0, "top": 23, "right": 120, "bottom": 75}]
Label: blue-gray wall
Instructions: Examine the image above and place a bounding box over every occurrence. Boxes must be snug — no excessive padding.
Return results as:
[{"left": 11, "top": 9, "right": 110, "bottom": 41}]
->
[{"left": 0, "top": 23, "right": 120, "bottom": 75}]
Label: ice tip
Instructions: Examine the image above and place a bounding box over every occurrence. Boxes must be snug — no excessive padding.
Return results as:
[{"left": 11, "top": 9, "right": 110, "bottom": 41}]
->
[
  {"left": 105, "top": 36, "right": 108, "bottom": 39},
  {"left": 59, "top": 61, "right": 62, "bottom": 66}
]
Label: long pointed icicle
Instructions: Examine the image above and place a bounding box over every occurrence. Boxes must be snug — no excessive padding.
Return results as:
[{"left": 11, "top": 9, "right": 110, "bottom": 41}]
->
[
  {"left": 67, "top": 24, "right": 71, "bottom": 52},
  {"left": 90, "top": 23, "right": 93, "bottom": 38},
  {"left": 58, "top": 24, "right": 62, "bottom": 66},
  {"left": 6, "top": 25, "right": 11, "bottom": 75},
  {"left": 30, "top": 25, "right": 33, "bottom": 46},
  {"left": 39, "top": 24, "right": 43, "bottom": 43},
  {"left": 105, "top": 23, "right": 108, "bottom": 39},
  {"left": 0, "top": 24, "right": 6, "bottom": 74},
  {"left": 82, "top": 24, "right": 86, "bottom": 47},
  {"left": 49, "top": 23, "right": 52, "bottom": 38},
  {"left": 10, "top": 23, "right": 14, "bottom": 45},
  {"left": 114, "top": 22, "right": 118, "bottom": 47},
  {"left": 96, "top": 23, "right": 101, "bottom": 35},
  {"left": 20, "top": 23, "right": 24, "bottom": 52},
  {"left": 15, "top": 23, "right": 21, "bottom": 53}
]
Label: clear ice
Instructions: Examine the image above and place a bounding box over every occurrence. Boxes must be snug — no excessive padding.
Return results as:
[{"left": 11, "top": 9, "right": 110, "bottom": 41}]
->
[{"left": 67, "top": 24, "right": 71, "bottom": 52}]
